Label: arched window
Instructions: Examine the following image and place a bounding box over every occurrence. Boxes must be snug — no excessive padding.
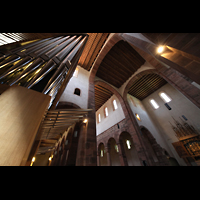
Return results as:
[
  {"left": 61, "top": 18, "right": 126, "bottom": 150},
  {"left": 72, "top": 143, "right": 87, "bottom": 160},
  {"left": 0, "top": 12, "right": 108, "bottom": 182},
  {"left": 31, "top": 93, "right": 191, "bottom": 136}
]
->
[
  {"left": 159, "top": 92, "right": 171, "bottom": 103},
  {"left": 98, "top": 113, "right": 101, "bottom": 123},
  {"left": 113, "top": 99, "right": 118, "bottom": 110},
  {"left": 104, "top": 107, "right": 108, "bottom": 117},
  {"left": 74, "top": 88, "right": 81, "bottom": 96},
  {"left": 149, "top": 99, "right": 159, "bottom": 109}
]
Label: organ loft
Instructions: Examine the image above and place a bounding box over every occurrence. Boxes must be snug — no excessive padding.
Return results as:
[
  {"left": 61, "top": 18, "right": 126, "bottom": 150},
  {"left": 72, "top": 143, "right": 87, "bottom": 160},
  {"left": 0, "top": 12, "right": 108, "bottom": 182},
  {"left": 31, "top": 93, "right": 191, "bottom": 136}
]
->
[{"left": 0, "top": 33, "right": 200, "bottom": 166}]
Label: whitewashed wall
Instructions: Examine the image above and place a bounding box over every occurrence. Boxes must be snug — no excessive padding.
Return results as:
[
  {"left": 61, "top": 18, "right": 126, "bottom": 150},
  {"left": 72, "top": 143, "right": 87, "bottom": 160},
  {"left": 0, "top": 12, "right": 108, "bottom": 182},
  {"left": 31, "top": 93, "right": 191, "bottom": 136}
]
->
[
  {"left": 96, "top": 94, "right": 125, "bottom": 135},
  {"left": 59, "top": 65, "right": 90, "bottom": 109}
]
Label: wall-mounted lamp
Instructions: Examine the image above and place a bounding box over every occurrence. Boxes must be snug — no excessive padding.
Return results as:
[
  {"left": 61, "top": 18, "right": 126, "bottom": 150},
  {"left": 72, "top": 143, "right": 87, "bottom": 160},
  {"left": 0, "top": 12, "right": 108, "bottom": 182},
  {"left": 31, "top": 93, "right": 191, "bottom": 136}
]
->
[
  {"left": 83, "top": 119, "right": 88, "bottom": 123},
  {"left": 32, "top": 157, "right": 35, "bottom": 162},
  {"left": 30, "top": 156, "right": 36, "bottom": 166}
]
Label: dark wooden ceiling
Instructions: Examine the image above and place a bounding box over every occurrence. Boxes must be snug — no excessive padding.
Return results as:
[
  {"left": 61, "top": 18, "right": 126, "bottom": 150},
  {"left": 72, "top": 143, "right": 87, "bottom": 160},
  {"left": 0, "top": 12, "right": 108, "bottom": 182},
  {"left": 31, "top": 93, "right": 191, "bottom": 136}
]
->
[
  {"left": 95, "top": 84, "right": 113, "bottom": 111},
  {"left": 128, "top": 73, "right": 167, "bottom": 101},
  {"left": 96, "top": 40, "right": 146, "bottom": 88}
]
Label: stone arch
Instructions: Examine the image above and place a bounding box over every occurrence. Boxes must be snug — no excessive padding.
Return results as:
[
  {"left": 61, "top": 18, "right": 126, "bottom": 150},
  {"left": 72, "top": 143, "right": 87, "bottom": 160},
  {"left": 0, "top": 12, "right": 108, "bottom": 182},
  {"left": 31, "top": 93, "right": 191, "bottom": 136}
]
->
[
  {"left": 121, "top": 33, "right": 200, "bottom": 109},
  {"left": 139, "top": 125, "right": 160, "bottom": 163},
  {"left": 139, "top": 125, "right": 171, "bottom": 166},
  {"left": 119, "top": 131, "right": 141, "bottom": 166},
  {"left": 56, "top": 101, "right": 81, "bottom": 109},
  {"left": 89, "top": 33, "right": 123, "bottom": 84},
  {"left": 163, "top": 148, "right": 180, "bottom": 166},
  {"left": 94, "top": 80, "right": 127, "bottom": 117},
  {"left": 95, "top": 79, "right": 154, "bottom": 166},
  {"left": 123, "top": 69, "right": 157, "bottom": 100},
  {"left": 98, "top": 142, "right": 107, "bottom": 166},
  {"left": 107, "top": 137, "right": 120, "bottom": 166}
]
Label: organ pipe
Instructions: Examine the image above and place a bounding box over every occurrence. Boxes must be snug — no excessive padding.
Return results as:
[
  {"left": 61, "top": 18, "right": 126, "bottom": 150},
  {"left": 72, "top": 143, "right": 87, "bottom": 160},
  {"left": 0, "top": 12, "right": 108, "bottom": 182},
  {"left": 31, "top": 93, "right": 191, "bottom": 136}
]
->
[{"left": 0, "top": 34, "right": 88, "bottom": 108}]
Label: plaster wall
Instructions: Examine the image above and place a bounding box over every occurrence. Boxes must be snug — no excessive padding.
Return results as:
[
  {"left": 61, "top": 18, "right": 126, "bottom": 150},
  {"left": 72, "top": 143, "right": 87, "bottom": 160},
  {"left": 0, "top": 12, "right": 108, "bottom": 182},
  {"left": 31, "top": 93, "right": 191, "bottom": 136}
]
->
[
  {"left": 127, "top": 93, "right": 174, "bottom": 160},
  {"left": 96, "top": 94, "right": 125, "bottom": 135},
  {"left": 142, "top": 83, "right": 200, "bottom": 165},
  {"left": 59, "top": 65, "right": 90, "bottom": 109}
]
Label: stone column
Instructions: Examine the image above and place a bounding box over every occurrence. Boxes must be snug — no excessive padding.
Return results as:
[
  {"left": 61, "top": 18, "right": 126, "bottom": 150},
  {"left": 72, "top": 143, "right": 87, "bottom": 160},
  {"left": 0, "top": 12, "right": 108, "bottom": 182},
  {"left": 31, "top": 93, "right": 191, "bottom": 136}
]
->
[
  {"left": 105, "top": 144, "right": 111, "bottom": 166},
  {"left": 97, "top": 149, "right": 100, "bottom": 166}
]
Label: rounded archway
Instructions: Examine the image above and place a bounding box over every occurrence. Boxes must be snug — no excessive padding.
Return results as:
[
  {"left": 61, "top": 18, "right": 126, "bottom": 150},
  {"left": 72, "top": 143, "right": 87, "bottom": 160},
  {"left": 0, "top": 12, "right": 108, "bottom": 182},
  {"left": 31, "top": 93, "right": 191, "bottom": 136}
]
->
[
  {"left": 107, "top": 137, "right": 120, "bottom": 166},
  {"left": 163, "top": 149, "right": 180, "bottom": 166},
  {"left": 98, "top": 142, "right": 107, "bottom": 166},
  {"left": 140, "top": 126, "right": 159, "bottom": 164},
  {"left": 119, "top": 132, "right": 141, "bottom": 166}
]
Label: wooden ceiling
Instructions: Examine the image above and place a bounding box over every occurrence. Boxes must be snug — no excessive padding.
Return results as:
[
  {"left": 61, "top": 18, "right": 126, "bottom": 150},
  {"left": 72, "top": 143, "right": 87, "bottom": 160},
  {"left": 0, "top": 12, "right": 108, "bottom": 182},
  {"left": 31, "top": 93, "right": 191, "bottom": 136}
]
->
[
  {"left": 96, "top": 40, "right": 146, "bottom": 88},
  {"left": 128, "top": 73, "right": 167, "bottom": 101},
  {"left": 95, "top": 84, "right": 113, "bottom": 111},
  {"left": 78, "top": 33, "right": 110, "bottom": 71},
  {"left": 0, "top": 33, "right": 110, "bottom": 71}
]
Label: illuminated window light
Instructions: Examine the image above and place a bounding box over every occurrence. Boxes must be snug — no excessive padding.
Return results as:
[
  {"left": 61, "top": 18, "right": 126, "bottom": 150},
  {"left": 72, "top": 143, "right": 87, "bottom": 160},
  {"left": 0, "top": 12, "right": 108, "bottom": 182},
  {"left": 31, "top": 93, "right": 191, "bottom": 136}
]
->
[
  {"left": 32, "top": 157, "right": 36, "bottom": 162},
  {"left": 30, "top": 156, "right": 36, "bottom": 166},
  {"left": 101, "top": 150, "right": 104, "bottom": 157},
  {"left": 159, "top": 92, "right": 171, "bottom": 103},
  {"left": 115, "top": 144, "right": 119, "bottom": 152},
  {"left": 135, "top": 113, "right": 141, "bottom": 121},
  {"left": 113, "top": 99, "right": 118, "bottom": 110},
  {"left": 150, "top": 99, "right": 159, "bottom": 109},
  {"left": 157, "top": 46, "right": 164, "bottom": 54},
  {"left": 98, "top": 113, "right": 101, "bottom": 123},
  {"left": 105, "top": 107, "right": 108, "bottom": 117},
  {"left": 83, "top": 119, "right": 88, "bottom": 123},
  {"left": 126, "top": 140, "right": 131, "bottom": 149}
]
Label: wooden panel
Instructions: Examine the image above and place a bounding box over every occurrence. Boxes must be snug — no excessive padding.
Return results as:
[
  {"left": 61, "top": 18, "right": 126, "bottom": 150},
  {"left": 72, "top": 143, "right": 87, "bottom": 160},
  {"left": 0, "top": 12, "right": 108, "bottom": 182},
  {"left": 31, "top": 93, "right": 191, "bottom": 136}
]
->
[
  {"left": 95, "top": 84, "right": 113, "bottom": 111},
  {"left": 128, "top": 73, "right": 167, "bottom": 100},
  {"left": 78, "top": 33, "right": 110, "bottom": 71},
  {"left": 0, "top": 85, "right": 50, "bottom": 166},
  {"left": 172, "top": 141, "right": 190, "bottom": 158},
  {"left": 96, "top": 40, "right": 145, "bottom": 88}
]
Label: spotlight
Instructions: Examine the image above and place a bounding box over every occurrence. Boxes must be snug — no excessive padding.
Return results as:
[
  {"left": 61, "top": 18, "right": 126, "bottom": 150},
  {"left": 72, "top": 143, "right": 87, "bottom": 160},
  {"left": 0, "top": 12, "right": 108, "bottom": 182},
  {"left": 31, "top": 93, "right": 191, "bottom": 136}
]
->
[
  {"left": 157, "top": 46, "right": 164, "bottom": 54},
  {"left": 32, "top": 157, "right": 35, "bottom": 162},
  {"left": 83, "top": 119, "right": 88, "bottom": 123}
]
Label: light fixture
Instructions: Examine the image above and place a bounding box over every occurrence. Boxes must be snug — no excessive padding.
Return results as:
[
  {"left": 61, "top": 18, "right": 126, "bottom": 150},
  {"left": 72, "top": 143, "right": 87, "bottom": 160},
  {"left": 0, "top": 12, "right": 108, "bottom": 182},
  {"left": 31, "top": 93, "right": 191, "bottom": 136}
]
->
[
  {"left": 30, "top": 156, "right": 36, "bottom": 166},
  {"left": 49, "top": 157, "right": 52, "bottom": 161},
  {"left": 83, "top": 119, "right": 88, "bottom": 123},
  {"left": 32, "top": 157, "right": 35, "bottom": 162},
  {"left": 157, "top": 46, "right": 164, "bottom": 54},
  {"left": 135, "top": 113, "right": 141, "bottom": 121}
]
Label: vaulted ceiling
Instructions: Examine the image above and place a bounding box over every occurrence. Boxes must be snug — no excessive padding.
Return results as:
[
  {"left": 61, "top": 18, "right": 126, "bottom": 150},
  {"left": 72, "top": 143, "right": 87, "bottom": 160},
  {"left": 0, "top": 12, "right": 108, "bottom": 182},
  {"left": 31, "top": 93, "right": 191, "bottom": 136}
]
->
[
  {"left": 0, "top": 33, "right": 169, "bottom": 111},
  {"left": 96, "top": 40, "right": 146, "bottom": 88}
]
